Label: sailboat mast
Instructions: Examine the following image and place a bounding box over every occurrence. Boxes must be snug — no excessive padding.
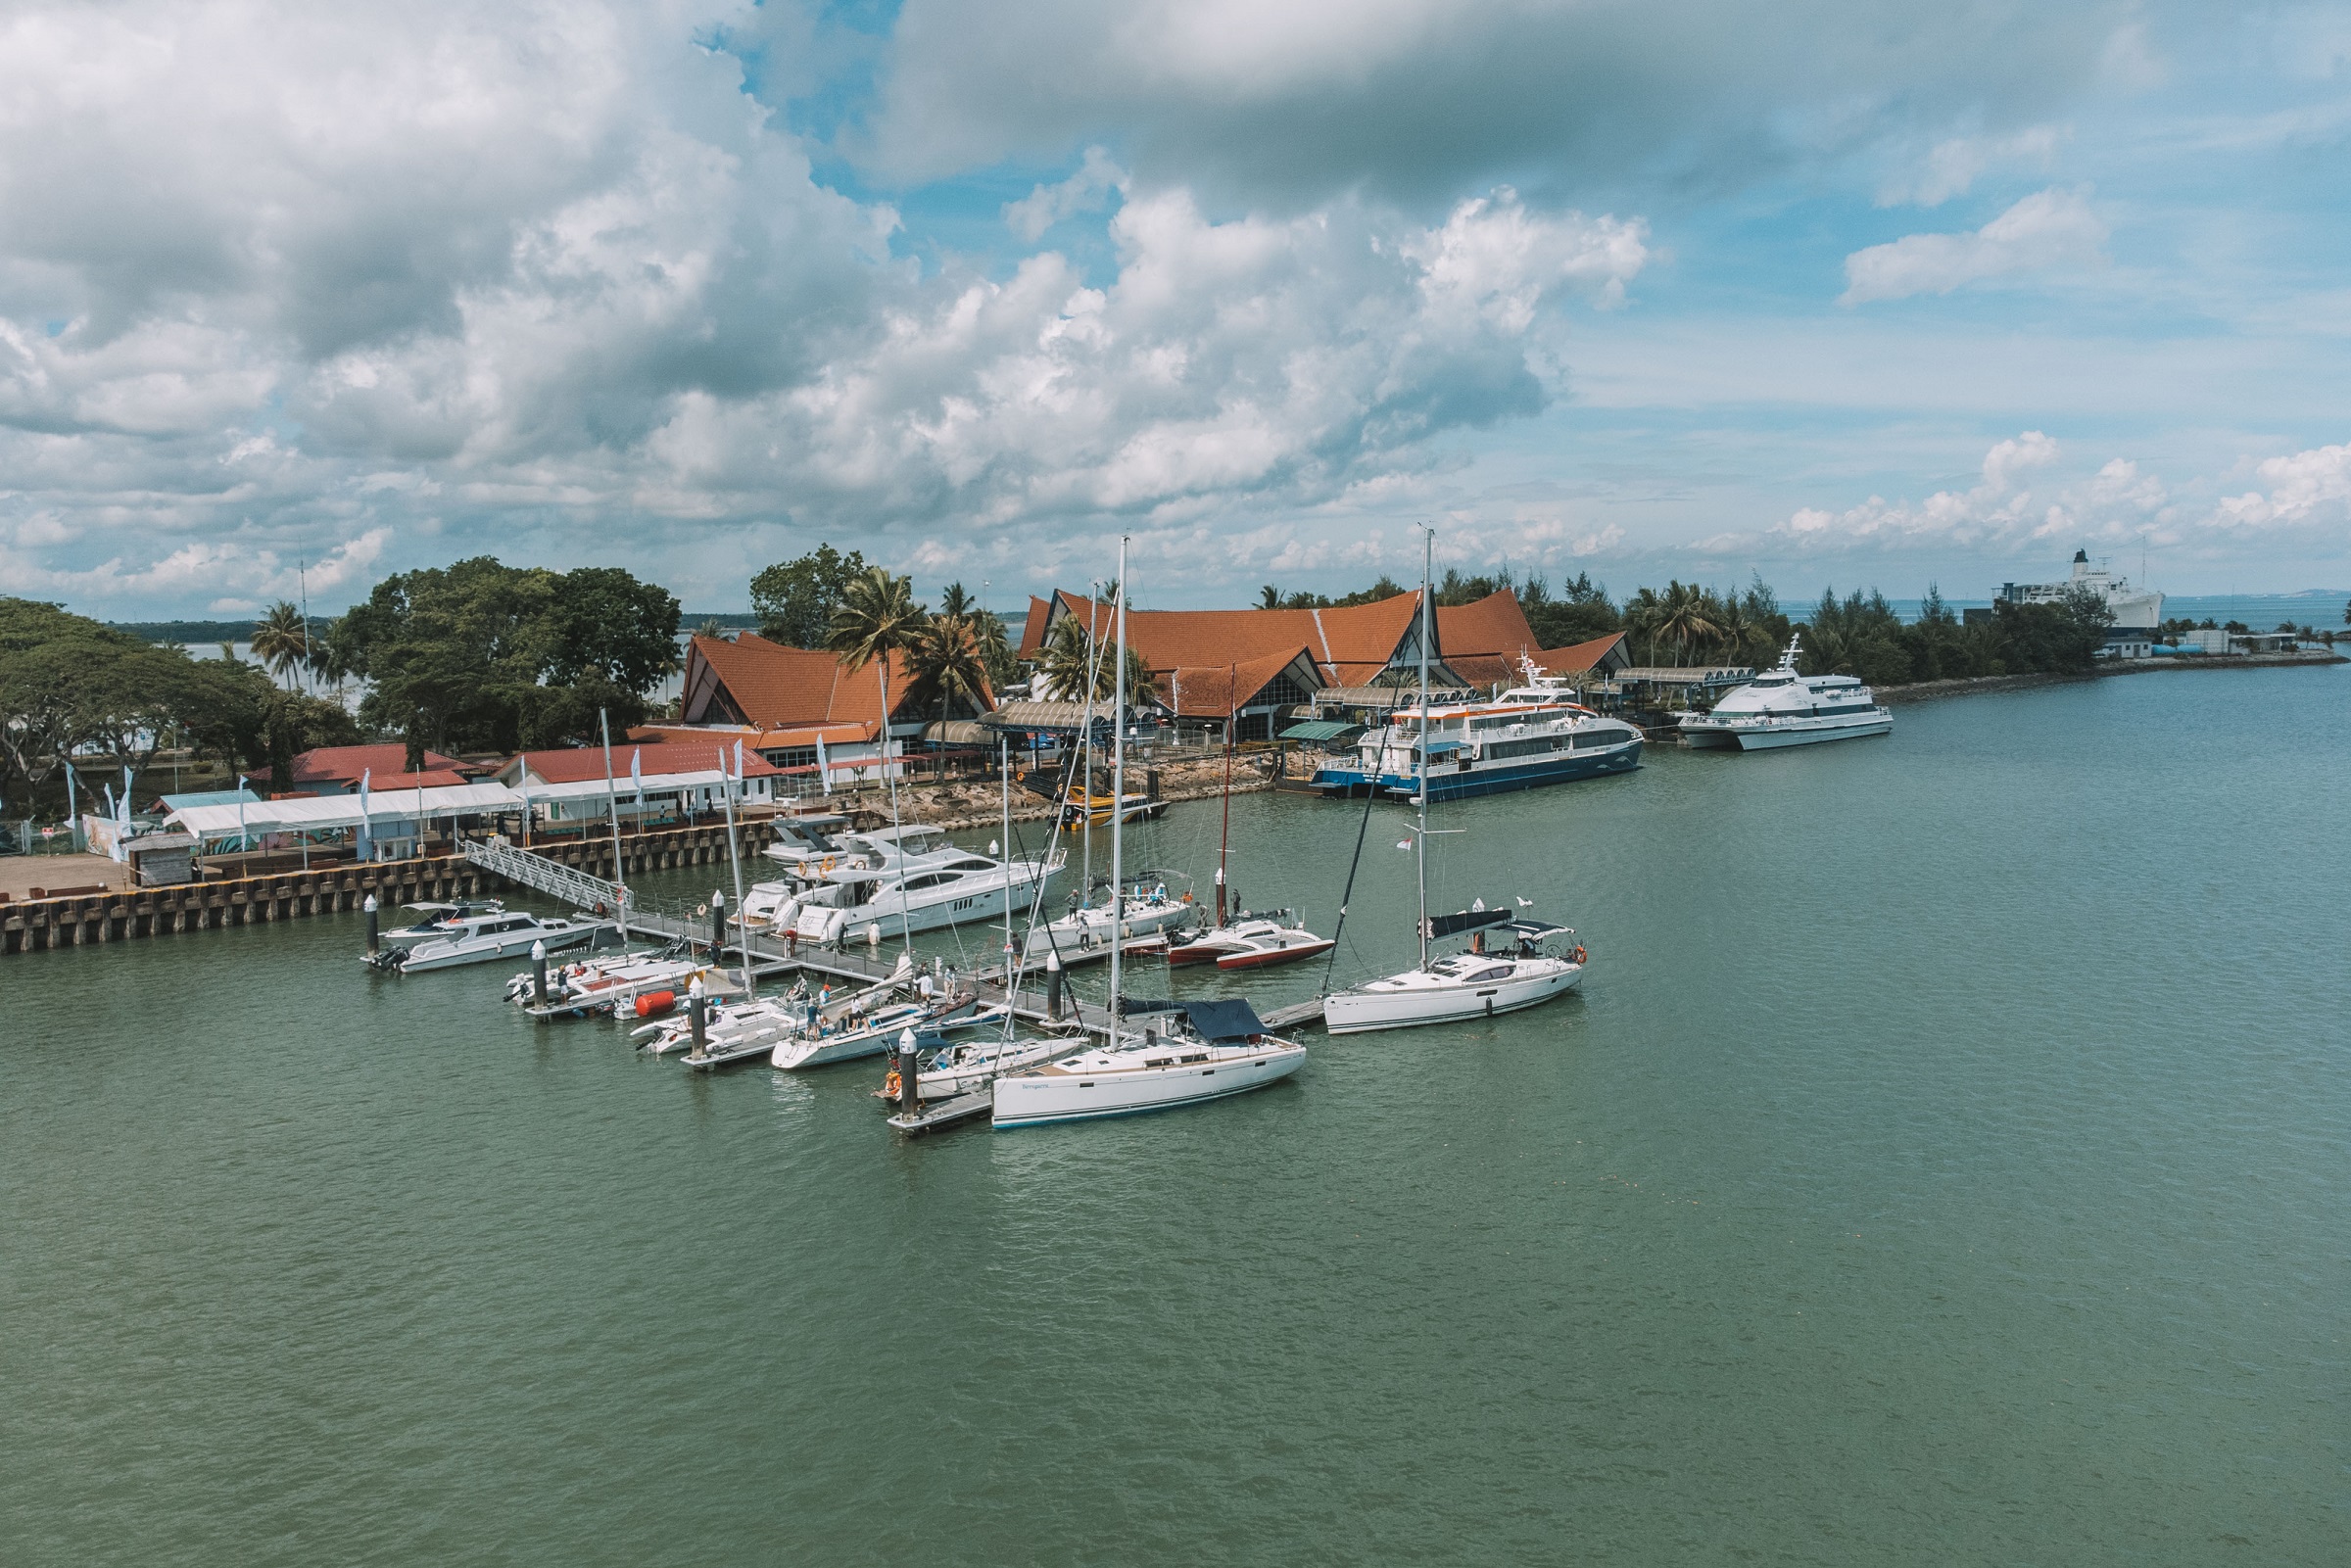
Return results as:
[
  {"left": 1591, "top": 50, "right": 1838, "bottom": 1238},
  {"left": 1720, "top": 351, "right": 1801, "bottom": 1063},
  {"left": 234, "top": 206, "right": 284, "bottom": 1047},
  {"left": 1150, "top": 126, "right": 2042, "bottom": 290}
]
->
[
  {"left": 718, "top": 746, "right": 751, "bottom": 996},
  {"left": 1415, "top": 526, "right": 1431, "bottom": 971},
  {"left": 1108, "top": 538, "right": 1128, "bottom": 1039},
  {"left": 599, "top": 709, "right": 630, "bottom": 943},
  {"left": 1001, "top": 734, "right": 1015, "bottom": 992},
  {"left": 1217, "top": 662, "right": 1233, "bottom": 927},
  {"left": 1080, "top": 587, "right": 1098, "bottom": 909}
]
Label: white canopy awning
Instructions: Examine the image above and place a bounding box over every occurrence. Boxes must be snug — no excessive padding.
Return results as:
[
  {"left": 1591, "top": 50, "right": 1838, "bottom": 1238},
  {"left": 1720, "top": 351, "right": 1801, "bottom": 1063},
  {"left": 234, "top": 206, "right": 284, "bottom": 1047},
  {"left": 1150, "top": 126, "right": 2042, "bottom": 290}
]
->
[
  {"left": 523, "top": 769, "right": 752, "bottom": 803},
  {"left": 167, "top": 782, "right": 522, "bottom": 838}
]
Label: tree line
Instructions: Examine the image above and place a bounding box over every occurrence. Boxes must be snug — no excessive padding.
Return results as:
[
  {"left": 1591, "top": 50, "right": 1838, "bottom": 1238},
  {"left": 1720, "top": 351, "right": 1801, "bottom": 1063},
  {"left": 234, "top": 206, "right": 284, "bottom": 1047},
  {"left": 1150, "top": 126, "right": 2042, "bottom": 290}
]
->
[{"left": 1257, "top": 568, "right": 2118, "bottom": 685}]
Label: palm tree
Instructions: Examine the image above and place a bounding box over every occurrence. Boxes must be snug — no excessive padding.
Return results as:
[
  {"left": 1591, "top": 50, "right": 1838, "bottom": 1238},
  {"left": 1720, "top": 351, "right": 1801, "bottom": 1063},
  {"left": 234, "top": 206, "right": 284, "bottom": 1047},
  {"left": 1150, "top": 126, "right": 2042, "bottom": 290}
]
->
[
  {"left": 1038, "top": 611, "right": 1105, "bottom": 702},
  {"left": 937, "top": 582, "right": 975, "bottom": 619},
  {"left": 1652, "top": 581, "right": 1723, "bottom": 667},
  {"left": 1621, "top": 587, "right": 1665, "bottom": 665},
  {"left": 250, "top": 601, "right": 312, "bottom": 690},
  {"left": 906, "top": 612, "right": 989, "bottom": 781},
  {"left": 825, "top": 566, "right": 928, "bottom": 798},
  {"left": 1258, "top": 585, "right": 1281, "bottom": 610}
]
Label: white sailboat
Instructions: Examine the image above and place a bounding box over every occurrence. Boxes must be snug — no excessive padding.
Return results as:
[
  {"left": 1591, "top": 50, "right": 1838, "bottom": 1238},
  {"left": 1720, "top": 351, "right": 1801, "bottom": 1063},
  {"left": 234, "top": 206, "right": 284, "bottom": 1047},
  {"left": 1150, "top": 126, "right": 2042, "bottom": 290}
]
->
[
  {"left": 1319, "top": 527, "right": 1585, "bottom": 1035},
  {"left": 993, "top": 537, "right": 1306, "bottom": 1127}
]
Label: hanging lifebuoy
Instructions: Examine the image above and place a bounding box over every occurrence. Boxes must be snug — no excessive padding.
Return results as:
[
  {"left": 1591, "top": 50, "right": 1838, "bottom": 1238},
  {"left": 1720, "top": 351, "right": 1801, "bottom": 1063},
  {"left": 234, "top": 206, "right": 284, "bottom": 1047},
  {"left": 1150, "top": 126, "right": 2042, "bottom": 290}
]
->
[
  {"left": 822, "top": 856, "right": 836, "bottom": 874},
  {"left": 1572, "top": 945, "right": 1587, "bottom": 965},
  {"left": 884, "top": 1069, "right": 902, "bottom": 1098}
]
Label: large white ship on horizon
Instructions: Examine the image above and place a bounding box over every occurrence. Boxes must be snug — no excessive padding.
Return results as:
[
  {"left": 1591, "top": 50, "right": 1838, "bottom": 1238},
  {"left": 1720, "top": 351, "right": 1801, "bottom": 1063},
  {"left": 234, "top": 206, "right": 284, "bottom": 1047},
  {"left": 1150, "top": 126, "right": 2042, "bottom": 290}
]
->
[{"left": 2000, "top": 548, "right": 2164, "bottom": 638}]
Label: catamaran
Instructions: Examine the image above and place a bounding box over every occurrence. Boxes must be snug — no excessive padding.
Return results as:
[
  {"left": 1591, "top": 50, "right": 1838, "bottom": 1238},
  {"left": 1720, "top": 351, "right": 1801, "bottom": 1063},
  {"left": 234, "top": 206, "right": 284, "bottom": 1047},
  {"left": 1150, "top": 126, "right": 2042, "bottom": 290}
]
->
[
  {"left": 1318, "top": 528, "right": 1586, "bottom": 1034},
  {"left": 1677, "top": 633, "right": 1893, "bottom": 750},
  {"left": 992, "top": 537, "right": 1307, "bottom": 1127}
]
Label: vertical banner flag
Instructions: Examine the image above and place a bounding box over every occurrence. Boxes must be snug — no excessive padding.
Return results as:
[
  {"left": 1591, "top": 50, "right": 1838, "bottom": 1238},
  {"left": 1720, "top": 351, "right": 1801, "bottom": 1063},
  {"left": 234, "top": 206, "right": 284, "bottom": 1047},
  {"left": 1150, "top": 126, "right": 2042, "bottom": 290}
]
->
[
  {"left": 630, "top": 746, "right": 644, "bottom": 810},
  {"left": 358, "top": 768, "right": 372, "bottom": 858},
  {"left": 815, "top": 733, "right": 830, "bottom": 796}
]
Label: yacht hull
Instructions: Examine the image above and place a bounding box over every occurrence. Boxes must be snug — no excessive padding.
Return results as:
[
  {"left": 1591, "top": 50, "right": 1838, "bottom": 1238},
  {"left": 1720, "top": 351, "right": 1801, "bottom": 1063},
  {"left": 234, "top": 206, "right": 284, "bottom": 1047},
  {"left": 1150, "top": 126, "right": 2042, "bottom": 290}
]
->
[
  {"left": 1315, "top": 742, "right": 1642, "bottom": 801},
  {"left": 991, "top": 1043, "right": 1305, "bottom": 1127},
  {"left": 398, "top": 924, "right": 602, "bottom": 972},
  {"left": 1682, "top": 712, "right": 1892, "bottom": 750},
  {"left": 1323, "top": 964, "right": 1581, "bottom": 1034}
]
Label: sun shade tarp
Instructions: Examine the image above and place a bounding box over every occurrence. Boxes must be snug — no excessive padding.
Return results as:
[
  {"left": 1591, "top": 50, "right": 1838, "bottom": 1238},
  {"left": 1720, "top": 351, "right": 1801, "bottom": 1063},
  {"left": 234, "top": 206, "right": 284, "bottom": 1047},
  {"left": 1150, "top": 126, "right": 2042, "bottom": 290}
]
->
[
  {"left": 1425, "top": 906, "right": 1513, "bottom": 938},
  {"left": 1114, "top": 997, "right": 1270, "bottom": 1040},
  {"left": 166, "top": 783, "right": 521, "bottom": 838}
]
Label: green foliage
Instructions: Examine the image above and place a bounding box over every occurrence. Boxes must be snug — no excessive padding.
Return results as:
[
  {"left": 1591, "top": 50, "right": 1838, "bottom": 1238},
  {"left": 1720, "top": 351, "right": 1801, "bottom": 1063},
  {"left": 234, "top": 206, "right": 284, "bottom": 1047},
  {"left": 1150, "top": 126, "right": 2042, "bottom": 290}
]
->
[
  {"left": 1802, "top": 589, "right": 1913, "bottom": 686},
  {"left": 0, "top": 596, "right": 360, "bottom": 814},
  {"left": 1522, "top": 572, "right": 1623, "bottom": 646},
  {"left": 824, "top": 566, "right": 927, "bottom": 674},
  {"left": 330, "top": 558, "right": 679, "bottom": 760},
  {"left": 1253, "top": 575, "right": 1410, "bottom": 611},
  {"left": 751, "top": 545, "right": 867, "bottom": 647}
]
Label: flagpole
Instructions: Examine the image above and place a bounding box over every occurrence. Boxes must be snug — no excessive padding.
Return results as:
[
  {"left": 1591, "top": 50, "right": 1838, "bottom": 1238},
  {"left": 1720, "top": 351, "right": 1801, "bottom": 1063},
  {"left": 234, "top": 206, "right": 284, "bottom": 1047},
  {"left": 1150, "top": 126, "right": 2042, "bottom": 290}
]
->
[{"left": 600, "top": 709, "right": 629, "bottom": 944}]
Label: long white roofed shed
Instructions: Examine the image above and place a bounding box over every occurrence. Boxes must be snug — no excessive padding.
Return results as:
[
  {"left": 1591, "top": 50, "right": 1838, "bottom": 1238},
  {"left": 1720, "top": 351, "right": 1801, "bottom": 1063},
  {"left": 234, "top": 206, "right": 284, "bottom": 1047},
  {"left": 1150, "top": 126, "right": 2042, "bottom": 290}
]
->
[{"left": 166, "top": 783, "right": 522, "bottom": 841}]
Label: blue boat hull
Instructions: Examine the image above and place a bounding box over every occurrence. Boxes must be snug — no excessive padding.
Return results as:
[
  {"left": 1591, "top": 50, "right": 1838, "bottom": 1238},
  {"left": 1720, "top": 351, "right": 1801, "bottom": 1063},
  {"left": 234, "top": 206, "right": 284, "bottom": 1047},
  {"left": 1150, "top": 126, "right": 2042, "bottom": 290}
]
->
[{"left": 1311, "top": 741, "right": 1643, "bottom": 801}]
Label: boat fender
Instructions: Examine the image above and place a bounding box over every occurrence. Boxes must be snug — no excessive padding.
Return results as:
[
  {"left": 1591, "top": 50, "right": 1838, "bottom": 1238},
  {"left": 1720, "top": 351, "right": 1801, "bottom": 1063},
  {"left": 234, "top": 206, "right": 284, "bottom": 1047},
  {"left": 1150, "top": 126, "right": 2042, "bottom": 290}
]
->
[
  {"left": 636, "top": 990, "right": 678, "bottom": 1020},
  {"left": 1572, "top": 946, "right": 1587, "bottom": 965}
]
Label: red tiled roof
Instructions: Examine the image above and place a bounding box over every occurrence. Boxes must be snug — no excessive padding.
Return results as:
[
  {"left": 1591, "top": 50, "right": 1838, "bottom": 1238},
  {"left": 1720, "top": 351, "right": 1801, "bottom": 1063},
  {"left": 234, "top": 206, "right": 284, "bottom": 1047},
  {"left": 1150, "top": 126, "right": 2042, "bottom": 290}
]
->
[
  {"left": 1535, "top": 633, "right": 1629, "bottom": 676},
  {"left": 1161, "top": 647, "right": 1321, "bottom": 718},
  {"left": 502, "top": 745, "right": 782, "bottom": 785},
  {"left": 1021, "top": 590, "right": 1424, "bottom": 687},
  {"left": 254, "top": 743, "right": 464, "bottom": 785},
  {"left": 635, "top": 722, "right": 874, "bottom": 749},
  {"left": 681, "top": 634, "right": 917, "bottom": 731},
  {"left": 361, "top": 768, "right": 471, "bottom": 791},
  {"left": 1433, "top": 591, "right": 1543, "bottom": 687}
]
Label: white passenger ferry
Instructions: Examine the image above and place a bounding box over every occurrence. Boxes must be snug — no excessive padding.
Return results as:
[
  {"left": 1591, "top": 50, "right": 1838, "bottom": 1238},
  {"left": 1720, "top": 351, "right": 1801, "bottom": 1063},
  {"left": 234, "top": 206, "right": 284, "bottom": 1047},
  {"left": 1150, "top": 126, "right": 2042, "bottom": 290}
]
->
[
  {"left": 1678, "top": 634, "right": 1893, "bottom": 750},
  {"left": 1310, "top": 657, "right": 1644, "bottom": 801}
]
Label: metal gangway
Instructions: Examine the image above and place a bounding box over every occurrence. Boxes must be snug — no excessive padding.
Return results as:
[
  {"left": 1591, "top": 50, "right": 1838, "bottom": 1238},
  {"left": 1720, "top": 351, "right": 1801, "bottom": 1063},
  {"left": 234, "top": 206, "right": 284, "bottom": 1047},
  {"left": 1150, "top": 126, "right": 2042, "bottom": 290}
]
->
[{"left": 461, "top": 838, "right": 626, "bottom": 914}]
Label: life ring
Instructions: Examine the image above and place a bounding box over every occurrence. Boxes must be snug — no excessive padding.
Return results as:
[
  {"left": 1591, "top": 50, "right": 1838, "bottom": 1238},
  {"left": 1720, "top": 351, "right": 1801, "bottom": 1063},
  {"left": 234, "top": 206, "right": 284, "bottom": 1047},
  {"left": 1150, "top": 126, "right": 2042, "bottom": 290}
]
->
[
  {"left": 821, "top": 856, "right": 836, "bottom": 874},
  {"left": 1572, "top": 945, "right": 1587, "bottom": 965},
  {"left": 884, "top": 1069, "right": 902, "bottom": 1098}
]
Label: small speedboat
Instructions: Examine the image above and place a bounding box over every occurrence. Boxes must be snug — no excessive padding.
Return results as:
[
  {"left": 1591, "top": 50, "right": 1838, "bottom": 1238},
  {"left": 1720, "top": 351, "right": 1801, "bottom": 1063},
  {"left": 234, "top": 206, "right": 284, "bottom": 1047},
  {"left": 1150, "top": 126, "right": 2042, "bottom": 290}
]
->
[
  {"left": 1166, "top": 913, "right": 1332, "bottom": 971},
  {"left": 504, "top": 950, "right": 715, "bottom": 1016},
  {"left": 381, "top": 911, "right": 605, "bottom": 972}
]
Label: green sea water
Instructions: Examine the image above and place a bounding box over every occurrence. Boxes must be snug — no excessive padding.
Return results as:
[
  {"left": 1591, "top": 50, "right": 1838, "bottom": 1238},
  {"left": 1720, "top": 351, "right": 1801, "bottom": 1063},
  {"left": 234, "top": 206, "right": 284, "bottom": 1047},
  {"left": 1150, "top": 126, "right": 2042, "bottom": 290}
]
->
[{"left": 6, "top": 666, "right": 2347, "bottom": 1565}]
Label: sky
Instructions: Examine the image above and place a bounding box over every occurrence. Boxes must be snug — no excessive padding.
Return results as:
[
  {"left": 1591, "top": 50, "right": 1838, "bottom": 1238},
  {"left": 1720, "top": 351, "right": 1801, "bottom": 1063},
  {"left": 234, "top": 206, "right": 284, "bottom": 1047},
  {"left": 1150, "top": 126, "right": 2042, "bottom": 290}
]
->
[{"left": 1, "top": 0, "right": 2347, "bottom": 618}]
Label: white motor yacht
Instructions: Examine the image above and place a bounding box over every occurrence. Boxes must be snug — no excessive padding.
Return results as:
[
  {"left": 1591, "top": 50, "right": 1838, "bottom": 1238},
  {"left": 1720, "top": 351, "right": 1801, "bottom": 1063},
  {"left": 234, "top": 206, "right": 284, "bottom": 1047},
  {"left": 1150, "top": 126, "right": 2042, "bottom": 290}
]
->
[
  {"left": 1679, "top": 634, "right": 1893, "bottom": 750},
  {"left": 1322, "top": 918, "right": 1584, "bottom": 1034},
  {"left": 377, "top": 910, "right": 605, "bottom": 972},
  {"left": 745, "top": 820, "right": 1062, "bottom": 942},
  {"left": 991, "top": 1000, "right": 1305, "bottom": 1128},
  {"left": 379, "top": 899, "right": 505, "bottom": 945}
]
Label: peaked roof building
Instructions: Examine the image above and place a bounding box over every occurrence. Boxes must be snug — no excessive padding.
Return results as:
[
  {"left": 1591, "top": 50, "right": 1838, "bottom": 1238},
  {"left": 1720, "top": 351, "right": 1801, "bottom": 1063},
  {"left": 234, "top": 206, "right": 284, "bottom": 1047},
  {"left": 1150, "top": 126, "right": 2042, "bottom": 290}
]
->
[
  {"left": 1017, "top": 587, "right": 1579, "bottom": 720},
  {"left": 662, "top": 633, "right": 993, "bottom": 761}
]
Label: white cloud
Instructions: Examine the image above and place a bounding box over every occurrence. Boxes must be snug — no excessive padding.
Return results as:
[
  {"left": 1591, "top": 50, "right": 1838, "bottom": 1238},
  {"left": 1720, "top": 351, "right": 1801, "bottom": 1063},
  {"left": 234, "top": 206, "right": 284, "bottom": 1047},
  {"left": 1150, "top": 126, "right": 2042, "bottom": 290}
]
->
[
  {"left": 863, "top": 0, "right": 2124, "bottom": 205},
  {"left": 1879, "top": 125, "right": 2066, "bottom": 207},
  {"left": 0, "top": 3, "right": 1652, "bottom": 612},
  {"left": 2214, "top": 442, "right": 2351, "bottom": 531},
  {"left": 1004, "top": 147, "right": 1126, "bottom": 242},
  {"left": 1842, "top": 187, "right": 2107, "bottom": 304}
]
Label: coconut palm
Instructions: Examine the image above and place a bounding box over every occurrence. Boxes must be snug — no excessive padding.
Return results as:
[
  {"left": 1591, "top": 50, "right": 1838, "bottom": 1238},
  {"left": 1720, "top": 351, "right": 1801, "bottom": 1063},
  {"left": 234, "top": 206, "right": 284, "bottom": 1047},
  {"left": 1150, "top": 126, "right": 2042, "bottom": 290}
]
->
[
  {"left": 1651, "top": 581, "right": 1723, "bottom": 667},
  {"left": 250, "top": 601, "right": 312, "bottom": 690},
  {"left": 1038, "top": 609, "right": 1106, "bottom": 702},
  {"left": 906, "top": 611, "right": 989, "bottom": 781},
  {"left": 825, "top": 567, "right": 928, "bottom": 802}
]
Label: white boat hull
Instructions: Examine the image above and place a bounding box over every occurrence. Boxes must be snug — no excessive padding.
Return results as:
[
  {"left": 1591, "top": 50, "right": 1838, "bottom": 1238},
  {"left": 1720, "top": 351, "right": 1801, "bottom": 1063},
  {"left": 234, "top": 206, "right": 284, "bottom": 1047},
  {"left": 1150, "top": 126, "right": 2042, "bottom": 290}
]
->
[
  {"left": 1020, "top": 901, "right": 1195, "bottom": 967},
  {"left": 1323, "top": 962, "right": 1582, "bottom": 1034},
  {"left": 1683, "top": 710, "right": 1892, "bottom": 750},
  {"left": 991, "top": 1042, "right": 1305, "bottom": 1127},
  {"left": 769, "top": 1004, "right": 933, "bottom": 1069},
  {"left": 398, "top": 923, "right": 603, "bottom": 972}
]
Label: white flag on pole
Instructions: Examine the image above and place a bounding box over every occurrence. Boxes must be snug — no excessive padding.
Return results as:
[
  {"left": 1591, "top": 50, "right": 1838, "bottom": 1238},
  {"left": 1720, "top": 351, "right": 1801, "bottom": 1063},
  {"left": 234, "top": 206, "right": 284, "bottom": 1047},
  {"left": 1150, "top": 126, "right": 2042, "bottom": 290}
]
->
[
  {"left": 630, "top": 746, "right": 644, "bottom": 808},
  {"left": 358, "top": 768, "right": 372, "bottom": 857},
  {"left": 815, "top": 733, "right": 830, "bottom": 796}
]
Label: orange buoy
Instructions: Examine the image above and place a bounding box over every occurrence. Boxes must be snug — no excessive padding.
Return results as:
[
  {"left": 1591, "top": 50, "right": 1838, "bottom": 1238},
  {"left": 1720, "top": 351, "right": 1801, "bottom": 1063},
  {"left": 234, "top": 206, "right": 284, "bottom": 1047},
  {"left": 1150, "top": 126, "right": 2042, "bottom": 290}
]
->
[{"left": 636, "top": 990, "right": 678, "bottom": 1019}]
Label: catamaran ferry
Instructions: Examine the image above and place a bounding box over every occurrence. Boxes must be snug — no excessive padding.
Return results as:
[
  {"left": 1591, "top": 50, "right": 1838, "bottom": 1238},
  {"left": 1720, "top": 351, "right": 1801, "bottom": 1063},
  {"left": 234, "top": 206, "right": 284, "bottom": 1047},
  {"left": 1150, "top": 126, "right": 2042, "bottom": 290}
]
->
[{"left": 1310, "top": 659, "right": 1644, "bottom": 801}]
